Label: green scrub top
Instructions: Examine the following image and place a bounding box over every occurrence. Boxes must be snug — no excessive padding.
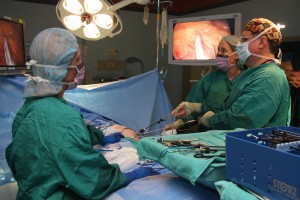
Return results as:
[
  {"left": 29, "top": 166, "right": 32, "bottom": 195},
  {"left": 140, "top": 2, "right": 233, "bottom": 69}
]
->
[
  {"left": 182, "top": 70, "right": 242, "bottom": 131},
  {"left": 206, "top": 62, "right": 291, "bottom": 129},
  {"left": 5, "top": 97, "right": 126, "bottom": 200},
  {"left": 187, "top": 70, "right": 242, "bottom": 114}
]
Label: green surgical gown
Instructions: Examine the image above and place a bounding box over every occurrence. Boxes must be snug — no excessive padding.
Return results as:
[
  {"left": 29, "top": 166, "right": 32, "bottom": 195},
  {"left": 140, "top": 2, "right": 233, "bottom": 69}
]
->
[
  {"left": 180, "top": 70, "right": 242, "bottom": 132},
  {"left": 187, "top": 70, "right": 242, "bottom": 114},
  {"left": 5, "top": 97, "right": 126, "bottom": 200},
  {"left": 203, "top": 62, "right": 291, "bottom": 129}
]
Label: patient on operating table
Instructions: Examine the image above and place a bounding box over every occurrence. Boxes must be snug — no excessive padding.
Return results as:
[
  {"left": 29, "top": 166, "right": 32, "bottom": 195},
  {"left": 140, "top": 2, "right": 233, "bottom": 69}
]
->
[
  {"left": 109, "top": 124, "right": 140, "bottom": 140},
  {"left": 76, "top": 104, "right": 140, "bottom": 140}
]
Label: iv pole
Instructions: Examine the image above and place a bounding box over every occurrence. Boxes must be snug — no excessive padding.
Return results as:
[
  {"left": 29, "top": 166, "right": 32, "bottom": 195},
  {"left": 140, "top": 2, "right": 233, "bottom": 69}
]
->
[
  {"left": 151, "top": 0, "right": 172, "bottom": 69},
  {"left": 155, "top": 0, "right": 160, "bottom": 69}
]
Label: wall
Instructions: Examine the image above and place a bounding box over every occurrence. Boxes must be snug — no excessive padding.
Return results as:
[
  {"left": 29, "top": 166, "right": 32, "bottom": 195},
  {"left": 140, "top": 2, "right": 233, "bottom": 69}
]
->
[
  {"left": 185, "top": 0, "right": 300, "bottom": 39},
  {"left": 173, "top": 0, "right": 300, "bottom": 105},
  {"left": 0, "top": 0, "right": 183, "bottom": 107},
  {"left": 1, "top": 0, "right": 300, "bottom": 107}
]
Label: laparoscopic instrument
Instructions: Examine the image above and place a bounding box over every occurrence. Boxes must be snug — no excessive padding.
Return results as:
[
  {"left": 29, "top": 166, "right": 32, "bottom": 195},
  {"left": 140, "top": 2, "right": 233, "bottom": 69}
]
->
[
  {"left": 138, "top": 119, "right": 198, "bottom": 136},
  {"left": 138, "top": 114, "right": 174, "bottom": 134},
  {"left": 138, "top": 104, "right": 198, "bottom": 135}
]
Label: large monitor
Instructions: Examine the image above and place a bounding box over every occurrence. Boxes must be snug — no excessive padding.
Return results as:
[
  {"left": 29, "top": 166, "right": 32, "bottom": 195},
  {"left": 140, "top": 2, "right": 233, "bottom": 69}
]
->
[
  {"left": 0, "top": 15, "right": 27, "bottom": 75},
  {"left": 168, "top": 13, "right": 241, "bottom": 66}
]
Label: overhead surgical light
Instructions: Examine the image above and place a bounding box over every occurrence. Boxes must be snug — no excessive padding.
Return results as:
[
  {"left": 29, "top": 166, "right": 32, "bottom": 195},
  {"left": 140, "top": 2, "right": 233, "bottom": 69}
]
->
[
  {"left": 276, "top": 23, "right": 286, "bottom": 30},
  {"left": 56, "top": 0, "right": 149, "bottom": 41}
]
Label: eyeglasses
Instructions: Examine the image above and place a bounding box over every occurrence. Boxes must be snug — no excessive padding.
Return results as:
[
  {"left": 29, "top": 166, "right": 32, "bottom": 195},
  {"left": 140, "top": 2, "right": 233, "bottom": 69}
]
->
[
  {"left": 240, "top": 36, "right": 253, "bottom": 43},
  {"left": 240, "top": 35, "right": 267, "bottom": 43}
]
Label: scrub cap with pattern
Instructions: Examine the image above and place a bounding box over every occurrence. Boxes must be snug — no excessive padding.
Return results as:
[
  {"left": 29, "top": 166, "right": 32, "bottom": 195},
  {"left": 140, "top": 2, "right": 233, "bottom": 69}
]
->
[{"left": 244, "top": 18, "right": 282, "bottom": 46}]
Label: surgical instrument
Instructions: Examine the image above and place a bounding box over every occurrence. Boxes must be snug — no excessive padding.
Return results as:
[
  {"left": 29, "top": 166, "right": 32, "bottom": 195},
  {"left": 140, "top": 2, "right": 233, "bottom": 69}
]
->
[
  {"left": 139, "top": 119, "right": 197, "bottom": 136},
  {"left": 138, "top": 114, "right": 173, "bottom": 134},
  {"left": 194, "top": 152, "right": 225, "bottom": 159}
]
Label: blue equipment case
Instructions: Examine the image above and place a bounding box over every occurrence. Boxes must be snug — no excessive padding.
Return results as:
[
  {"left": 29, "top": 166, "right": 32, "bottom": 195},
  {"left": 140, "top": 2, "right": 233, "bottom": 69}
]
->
[{"left": 226, "top": 126, "right": 300, "bottom": 200}]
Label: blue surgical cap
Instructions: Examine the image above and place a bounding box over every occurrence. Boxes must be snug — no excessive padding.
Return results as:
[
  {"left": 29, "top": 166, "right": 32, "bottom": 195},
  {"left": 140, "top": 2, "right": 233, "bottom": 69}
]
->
[{"left": 24, "top": 28, "right": 78, "bottom": 97}]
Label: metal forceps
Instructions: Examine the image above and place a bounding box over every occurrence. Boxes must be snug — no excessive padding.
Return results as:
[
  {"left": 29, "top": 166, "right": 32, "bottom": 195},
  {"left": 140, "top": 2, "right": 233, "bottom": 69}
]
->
[{"left": 194, "top": 152, "right": 225, "bottom": 159}]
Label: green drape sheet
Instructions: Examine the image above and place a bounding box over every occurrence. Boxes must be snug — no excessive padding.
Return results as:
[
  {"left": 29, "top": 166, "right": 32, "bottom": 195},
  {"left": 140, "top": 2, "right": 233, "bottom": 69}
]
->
[{"left": 137, "top": 130, "right": 232, "bottom": 188}]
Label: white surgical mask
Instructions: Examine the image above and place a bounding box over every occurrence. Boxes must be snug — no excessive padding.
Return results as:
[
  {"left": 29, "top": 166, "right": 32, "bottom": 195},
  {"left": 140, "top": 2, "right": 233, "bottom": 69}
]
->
[
  {"left": 25, "top": 60, "right": 82, "bottom": 90},
  {"left": 237, "top": 25, "right": 280, "bottom": 66}
]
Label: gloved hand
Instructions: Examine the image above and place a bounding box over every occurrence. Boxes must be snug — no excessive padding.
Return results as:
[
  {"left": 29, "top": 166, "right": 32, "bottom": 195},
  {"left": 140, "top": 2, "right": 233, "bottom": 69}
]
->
[
  {"left": 171, "top": 102, "right": 202, "bottom": 117},
  {"left": 100, "top": 132, "right": 124, "bottom": 145},
  {"left": 199, "top": 111, "right": 215, "bottom": 128},
  {"left": 163, "top": 119, "right": 184, "bottom": 131},
  {"left": 123, "top": 167, "right": 160, "bottom": 185}
]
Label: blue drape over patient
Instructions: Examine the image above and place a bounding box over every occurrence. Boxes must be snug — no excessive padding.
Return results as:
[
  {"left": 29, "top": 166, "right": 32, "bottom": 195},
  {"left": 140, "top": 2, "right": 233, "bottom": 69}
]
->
[
  {"left": 64, "top": 69, "right": 172, "bottom": 133},
  {"left": 0, "top": 69, "right": 172, "bottom": 186}
]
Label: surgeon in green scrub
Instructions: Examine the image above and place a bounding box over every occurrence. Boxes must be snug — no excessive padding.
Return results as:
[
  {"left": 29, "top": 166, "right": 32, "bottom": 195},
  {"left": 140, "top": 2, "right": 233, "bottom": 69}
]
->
[
  {"left": 5, "top": 28, "right": 156, "bottom": 200},
  {"left": 179, "top": 18, "right": 290, "bottom": 130},
  {"left": 165, "top": 35, "right": 242, "bottom": 132}
]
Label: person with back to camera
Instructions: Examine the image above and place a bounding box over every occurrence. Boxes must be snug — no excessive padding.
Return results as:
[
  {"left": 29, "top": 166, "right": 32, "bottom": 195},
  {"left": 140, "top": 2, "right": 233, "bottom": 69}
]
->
[
  {"left": 5, "top": 28, "right": 158, "bottom": 200},
  {"left": 164, "top": 35, "right": 242, "bottom": 132},
  {"left": 172, "top": 18, "right": 290, "bottom": 130},
  {"left": 281, "top": 56, "right": 300, "bottom": 127}
]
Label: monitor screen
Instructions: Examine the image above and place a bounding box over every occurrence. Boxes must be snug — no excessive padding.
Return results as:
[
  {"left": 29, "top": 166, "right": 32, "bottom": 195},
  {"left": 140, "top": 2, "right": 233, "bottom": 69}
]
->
[
  {"left": 168, "top": 13, "right": 241, "bottom": 66},
  {"left": 0, "top": 15, "right": 26, "bottom": 75}
]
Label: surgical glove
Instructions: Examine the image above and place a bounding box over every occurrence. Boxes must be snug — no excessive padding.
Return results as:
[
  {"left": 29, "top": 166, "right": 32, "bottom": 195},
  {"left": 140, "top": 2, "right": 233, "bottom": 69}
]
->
[
  {"left": 163, "top": 119, "right": 184, "bottom": 131},
  {"left": 199, "top": 111, "right": 215, "bottom": 128},
  {"left": 100, "top": 132, "right": 124, "bottom": 145},
  {"left": 171, "top": 102, "right": 201, "bottom": 117},
  {"left": 123, "top": 167, "right": 160, "bottom": 185}
]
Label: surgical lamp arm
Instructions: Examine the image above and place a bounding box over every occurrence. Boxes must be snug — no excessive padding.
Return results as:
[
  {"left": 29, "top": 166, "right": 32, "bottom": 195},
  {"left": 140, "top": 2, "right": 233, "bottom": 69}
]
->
[{"left": 110, "top": 0, "right": 150, "bottom": 11}]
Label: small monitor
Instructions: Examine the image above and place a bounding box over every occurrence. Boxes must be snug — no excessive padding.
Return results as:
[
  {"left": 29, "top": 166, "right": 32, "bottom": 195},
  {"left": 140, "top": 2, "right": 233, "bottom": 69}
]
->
[
  {"left": 168, "top": 13, "right": 242, "bottom": 66},
  {"left": 0, "top": 15, "right": 26, "bottom": 75}
]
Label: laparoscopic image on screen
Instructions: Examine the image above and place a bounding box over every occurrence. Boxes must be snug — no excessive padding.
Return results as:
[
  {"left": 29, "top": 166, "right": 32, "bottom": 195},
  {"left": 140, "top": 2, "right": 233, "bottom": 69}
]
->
[
  {"left": 172, "top": 19, "right": 234, "bottom": 60},
  {"left": 0, "top": 18, "right": 25, "bottom": 66}
]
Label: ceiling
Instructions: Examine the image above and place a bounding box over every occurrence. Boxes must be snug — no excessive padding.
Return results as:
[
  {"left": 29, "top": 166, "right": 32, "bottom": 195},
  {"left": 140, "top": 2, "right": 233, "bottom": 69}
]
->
[{"left": 14, "top": 0, "right": 249, "bottom": 15}]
